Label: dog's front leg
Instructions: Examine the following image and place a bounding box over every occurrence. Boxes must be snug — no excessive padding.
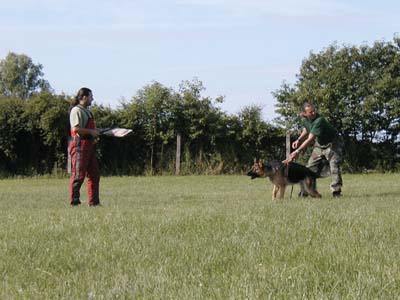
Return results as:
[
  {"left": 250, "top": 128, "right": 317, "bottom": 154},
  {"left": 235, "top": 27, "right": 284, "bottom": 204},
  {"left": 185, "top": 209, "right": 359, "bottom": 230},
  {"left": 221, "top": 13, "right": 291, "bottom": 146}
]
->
[{"left": 272, "top": 185, "right": 279, "bottom": 201}]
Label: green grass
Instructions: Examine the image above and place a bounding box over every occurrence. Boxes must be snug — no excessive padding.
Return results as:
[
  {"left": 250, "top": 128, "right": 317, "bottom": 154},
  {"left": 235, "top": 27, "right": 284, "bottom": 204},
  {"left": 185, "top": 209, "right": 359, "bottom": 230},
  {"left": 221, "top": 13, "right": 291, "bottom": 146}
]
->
[{"left": 0, "top": 174, "right": 400, "bottom": 299}]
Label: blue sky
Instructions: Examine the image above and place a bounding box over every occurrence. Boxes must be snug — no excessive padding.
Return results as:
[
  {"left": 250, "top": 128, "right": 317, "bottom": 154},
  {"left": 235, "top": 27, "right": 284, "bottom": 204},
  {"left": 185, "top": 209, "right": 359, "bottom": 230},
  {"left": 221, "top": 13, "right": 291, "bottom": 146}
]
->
[{"left": 1, "top": 0, "right": 399, "bottom": 120}]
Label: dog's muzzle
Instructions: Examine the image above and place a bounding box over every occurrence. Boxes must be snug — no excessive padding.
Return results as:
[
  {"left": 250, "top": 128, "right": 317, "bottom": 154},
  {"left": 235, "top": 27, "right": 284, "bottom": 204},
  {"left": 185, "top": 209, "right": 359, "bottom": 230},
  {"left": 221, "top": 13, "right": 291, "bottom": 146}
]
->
[{"left": 247, "top": 171, "right": 259, "bottom": 179}]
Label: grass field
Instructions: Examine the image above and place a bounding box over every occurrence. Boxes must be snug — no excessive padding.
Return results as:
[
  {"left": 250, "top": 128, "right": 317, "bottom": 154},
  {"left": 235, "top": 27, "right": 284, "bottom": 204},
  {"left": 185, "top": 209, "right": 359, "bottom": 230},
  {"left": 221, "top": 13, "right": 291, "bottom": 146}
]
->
[{"left": 0, "top": 173, "right": 400, "bottom": 299}]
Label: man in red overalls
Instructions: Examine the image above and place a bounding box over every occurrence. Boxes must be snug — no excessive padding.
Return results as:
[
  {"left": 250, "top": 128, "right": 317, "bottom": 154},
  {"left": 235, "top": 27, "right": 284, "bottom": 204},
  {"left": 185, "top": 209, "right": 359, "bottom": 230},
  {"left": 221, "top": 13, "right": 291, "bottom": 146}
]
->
[{"left": 68, "top": 87, "right": 101, "bottom": 206}]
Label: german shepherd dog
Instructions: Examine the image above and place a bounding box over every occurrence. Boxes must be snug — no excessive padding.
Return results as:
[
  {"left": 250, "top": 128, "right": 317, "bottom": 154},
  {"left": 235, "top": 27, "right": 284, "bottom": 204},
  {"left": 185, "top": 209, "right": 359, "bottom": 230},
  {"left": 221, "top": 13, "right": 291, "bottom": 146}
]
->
[{"left": 247, "top": 160, "right": 321, "bottom": 200}]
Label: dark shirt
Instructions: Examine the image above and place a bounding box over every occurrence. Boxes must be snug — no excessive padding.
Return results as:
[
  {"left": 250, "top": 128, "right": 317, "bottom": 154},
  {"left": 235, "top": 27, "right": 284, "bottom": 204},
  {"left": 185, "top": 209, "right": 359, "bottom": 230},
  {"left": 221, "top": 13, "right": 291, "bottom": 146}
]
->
[{"left": 301, "top": 114, "right": 338, "bottom": 146}]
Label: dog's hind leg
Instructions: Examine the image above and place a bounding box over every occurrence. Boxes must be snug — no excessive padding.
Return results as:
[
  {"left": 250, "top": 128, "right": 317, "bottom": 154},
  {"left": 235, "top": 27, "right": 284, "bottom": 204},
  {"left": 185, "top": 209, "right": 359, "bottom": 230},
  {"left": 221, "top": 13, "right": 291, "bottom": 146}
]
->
[
  {"left": 278, "top": 185, "right": 286, "bottom": 200},
  {"left": 303, "top": 178, "right": 321, "bottom": 198}
]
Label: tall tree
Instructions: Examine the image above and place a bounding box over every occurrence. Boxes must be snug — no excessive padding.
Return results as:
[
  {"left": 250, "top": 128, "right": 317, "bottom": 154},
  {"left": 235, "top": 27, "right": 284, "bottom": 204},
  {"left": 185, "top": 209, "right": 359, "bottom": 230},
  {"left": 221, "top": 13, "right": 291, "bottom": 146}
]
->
[
  {"left": 131, "top": 82, "right": 177, "bottom": 174},
  {"left": 22, "top": 92, "right": 69, "bottom": 173},
  {"left": 0, "top": 97, "right": 26, "bottom": 162},
  {"left": 239, "top": 105, "right": 285, "bottom": 162},
  {"left": 0, "top": 52, "right": 51, "bottom": 100},
  {"left": 178, "top": 78, "right": 221, "bottom": 169}
]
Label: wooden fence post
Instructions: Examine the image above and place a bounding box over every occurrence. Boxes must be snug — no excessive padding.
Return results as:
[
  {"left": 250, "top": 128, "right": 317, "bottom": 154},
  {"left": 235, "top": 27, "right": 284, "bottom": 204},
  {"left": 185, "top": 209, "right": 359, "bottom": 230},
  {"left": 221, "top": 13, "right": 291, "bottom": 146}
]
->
[
  {"left": 286, "top": 131, "right": 291, "bottom": 160},
  {"left": 175, "top": 133, "right": 181, "bottom": 175}
]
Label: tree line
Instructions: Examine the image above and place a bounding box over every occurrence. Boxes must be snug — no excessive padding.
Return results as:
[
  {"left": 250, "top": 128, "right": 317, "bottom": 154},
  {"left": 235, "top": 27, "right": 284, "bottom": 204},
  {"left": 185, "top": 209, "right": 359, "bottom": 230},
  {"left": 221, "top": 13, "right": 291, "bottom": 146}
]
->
[
  {"left": 0, "top": 38, "right": 399, "bottom": 176},
  {"left": 0, "top": 77, "right": 284, "bottom": 176}
]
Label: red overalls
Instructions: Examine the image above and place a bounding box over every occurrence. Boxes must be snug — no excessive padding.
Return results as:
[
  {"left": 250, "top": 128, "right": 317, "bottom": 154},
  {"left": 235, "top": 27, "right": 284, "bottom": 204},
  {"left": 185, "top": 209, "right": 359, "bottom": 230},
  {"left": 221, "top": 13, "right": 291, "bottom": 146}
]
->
[{"left": 69, "top": 111, "right": 100, "bottom": 206}]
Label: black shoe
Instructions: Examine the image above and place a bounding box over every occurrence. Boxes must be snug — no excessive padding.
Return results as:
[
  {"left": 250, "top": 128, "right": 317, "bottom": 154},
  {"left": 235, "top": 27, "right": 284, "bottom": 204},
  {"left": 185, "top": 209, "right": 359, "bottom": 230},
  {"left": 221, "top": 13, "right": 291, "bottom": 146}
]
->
[
  {"left": 70, "top": 199, "right": 81, "bottom": 206},
  {"left": 332, "top": 191, "right": 342, "bottom": 198},
  {"left": 298, "top": 191, "right": 309, "bottom": 198}
]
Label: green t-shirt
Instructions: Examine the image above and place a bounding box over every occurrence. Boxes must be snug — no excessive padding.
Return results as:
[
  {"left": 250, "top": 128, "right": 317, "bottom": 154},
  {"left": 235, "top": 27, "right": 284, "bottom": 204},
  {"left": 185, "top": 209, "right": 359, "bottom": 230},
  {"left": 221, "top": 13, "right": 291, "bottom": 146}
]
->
[
  {"left": 70, "top": 105, "right": 93, "bottom": 128},
  {"left": 301, "top": 114, "right": 338, "bottom": 146}
]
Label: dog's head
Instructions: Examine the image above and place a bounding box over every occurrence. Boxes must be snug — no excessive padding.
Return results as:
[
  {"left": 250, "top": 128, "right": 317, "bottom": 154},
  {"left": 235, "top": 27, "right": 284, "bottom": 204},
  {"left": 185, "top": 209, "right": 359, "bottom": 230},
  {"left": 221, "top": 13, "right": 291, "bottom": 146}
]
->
[
  {"left": 247, "top": 159, "right": 283, "bottom": 179},
  {"left": 247, "top": 160, "right": 267, "bottom": 179}
]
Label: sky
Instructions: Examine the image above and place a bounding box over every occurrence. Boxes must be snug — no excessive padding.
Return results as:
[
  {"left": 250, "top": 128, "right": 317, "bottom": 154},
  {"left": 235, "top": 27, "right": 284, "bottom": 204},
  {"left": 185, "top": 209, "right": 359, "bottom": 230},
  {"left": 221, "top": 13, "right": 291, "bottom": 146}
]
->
[{"left": 0, "top": 0, "right": 399, "bottom": 120}]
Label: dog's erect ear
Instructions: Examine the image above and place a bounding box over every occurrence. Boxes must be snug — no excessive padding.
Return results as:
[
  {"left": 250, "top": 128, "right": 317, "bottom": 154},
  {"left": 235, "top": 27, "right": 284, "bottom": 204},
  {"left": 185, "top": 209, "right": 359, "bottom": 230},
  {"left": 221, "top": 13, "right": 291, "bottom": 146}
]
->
[{"left": 260, "top": 159, "right": 264, "bottom": 165}]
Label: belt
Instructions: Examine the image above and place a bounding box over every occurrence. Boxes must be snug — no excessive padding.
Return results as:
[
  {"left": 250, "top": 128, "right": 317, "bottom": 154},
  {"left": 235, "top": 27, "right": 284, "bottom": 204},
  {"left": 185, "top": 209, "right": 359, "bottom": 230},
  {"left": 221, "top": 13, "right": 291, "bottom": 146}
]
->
[{"left": 316, "top": 143, "right": 332, "bottom": 149}]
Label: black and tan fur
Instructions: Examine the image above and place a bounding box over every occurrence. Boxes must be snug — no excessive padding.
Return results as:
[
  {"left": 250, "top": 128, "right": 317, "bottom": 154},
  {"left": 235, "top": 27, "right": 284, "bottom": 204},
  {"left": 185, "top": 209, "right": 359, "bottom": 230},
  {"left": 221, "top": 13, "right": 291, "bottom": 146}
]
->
[{"left": 247, "top": 160, "right": 321, "bottom": 200}]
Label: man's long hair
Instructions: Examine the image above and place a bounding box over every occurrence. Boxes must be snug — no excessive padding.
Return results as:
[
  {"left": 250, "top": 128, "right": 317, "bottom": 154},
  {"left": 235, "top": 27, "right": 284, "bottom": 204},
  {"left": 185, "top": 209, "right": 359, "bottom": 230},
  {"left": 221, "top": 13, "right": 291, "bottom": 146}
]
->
[{"left": 69, "top": 87, "right": 92, "bottom": 112}]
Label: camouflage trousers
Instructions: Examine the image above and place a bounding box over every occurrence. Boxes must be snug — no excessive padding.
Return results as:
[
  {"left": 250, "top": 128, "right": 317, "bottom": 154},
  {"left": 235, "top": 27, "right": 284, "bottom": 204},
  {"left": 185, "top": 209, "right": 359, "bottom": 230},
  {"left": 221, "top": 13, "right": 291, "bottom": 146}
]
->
[{"left": 302, "top": 136, "right": 344, "bottom": 193}]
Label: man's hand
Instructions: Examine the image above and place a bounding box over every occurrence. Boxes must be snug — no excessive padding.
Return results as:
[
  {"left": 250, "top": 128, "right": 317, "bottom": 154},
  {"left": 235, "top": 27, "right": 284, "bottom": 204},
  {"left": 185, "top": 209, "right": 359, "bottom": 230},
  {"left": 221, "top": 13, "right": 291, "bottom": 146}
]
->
[
  {"left": 283, "top": 150, "right": 299, "bottom": 164},
  {"left": 91, "top": 128, "right": 100, "bottom": 138}
]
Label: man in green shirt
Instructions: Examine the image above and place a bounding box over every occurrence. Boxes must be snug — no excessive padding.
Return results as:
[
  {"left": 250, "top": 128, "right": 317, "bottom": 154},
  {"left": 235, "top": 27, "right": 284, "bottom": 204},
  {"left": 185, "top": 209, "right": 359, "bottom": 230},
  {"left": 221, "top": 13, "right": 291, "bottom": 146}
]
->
[{"left": 286, "top": 102, "right": 343, "bottom": 197}]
